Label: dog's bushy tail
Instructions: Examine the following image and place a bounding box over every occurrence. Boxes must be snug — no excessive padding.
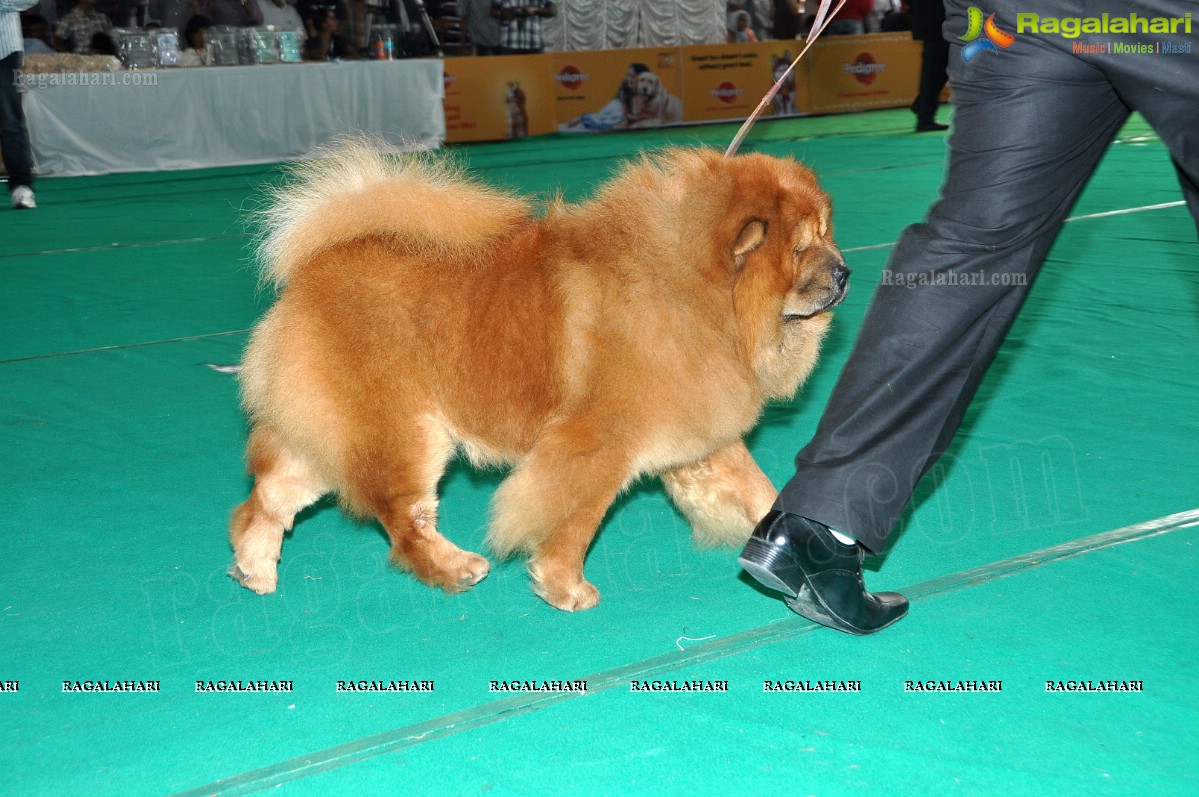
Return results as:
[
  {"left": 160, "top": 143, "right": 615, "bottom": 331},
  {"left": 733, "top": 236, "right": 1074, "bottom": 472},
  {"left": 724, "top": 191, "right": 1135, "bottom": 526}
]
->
[{"left": 257, "top": 137, "right": 531, "bottom": 288}]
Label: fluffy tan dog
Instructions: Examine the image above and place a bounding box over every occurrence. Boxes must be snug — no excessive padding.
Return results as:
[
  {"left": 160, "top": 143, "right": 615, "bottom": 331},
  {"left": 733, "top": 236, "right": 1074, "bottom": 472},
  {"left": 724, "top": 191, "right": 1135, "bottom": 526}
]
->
[
  {"left": 230, "top": 142, "right": 848, "bottom": 611},
  {"left": 629, "top": 71, "right": 684, "bottom": 128}
]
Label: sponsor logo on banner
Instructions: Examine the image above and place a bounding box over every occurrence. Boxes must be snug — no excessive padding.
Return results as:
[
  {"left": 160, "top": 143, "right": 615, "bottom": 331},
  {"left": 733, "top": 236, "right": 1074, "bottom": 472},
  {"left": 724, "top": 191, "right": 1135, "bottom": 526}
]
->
[
  {"left": 710, "top": 81, "right": 744, "bottom": 103},
  {"left": 555, "top": 65, "right": 590, "bottom": 91},
  {"left": 843, "top": 52, "right": 886, "bottom": 84}
]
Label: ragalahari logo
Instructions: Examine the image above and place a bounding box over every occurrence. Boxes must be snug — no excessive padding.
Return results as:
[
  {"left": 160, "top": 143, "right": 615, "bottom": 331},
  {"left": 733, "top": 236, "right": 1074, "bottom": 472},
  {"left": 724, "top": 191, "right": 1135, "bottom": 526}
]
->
[{"left": 959, "top": 7, "right": 1015, "bottom": 61}]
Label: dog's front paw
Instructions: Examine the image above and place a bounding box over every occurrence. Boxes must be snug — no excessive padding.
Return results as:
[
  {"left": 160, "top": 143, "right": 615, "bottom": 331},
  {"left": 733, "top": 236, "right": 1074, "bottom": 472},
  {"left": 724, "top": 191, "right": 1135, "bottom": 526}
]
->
[
  {"left": 229, "top": 561, "right": 278, "bottom": 595},
  {"left": 401, "top": 543, "right": 491, "bottom": 594},
  {"left": 537, "top": 579, "right": 600, "bottom": 612},
  {"left": 443, "top": 550, "right": 491, "bottom": 592},
  {"left": 529, "top": 565, "right": 600, "bottom": 611}
]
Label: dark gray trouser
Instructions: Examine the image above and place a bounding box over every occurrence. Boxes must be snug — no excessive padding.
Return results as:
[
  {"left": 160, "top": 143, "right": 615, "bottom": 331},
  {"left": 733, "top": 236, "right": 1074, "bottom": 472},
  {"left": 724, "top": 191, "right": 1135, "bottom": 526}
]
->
[
  {"left": 913, "top": 36, "right": 949, "bottom": 123},
  {"left": 775, "top": 0, "right": 1199, "bottom": 553},
  {"left": 0, "top": 51, "right": 33, "bottom": 192}
]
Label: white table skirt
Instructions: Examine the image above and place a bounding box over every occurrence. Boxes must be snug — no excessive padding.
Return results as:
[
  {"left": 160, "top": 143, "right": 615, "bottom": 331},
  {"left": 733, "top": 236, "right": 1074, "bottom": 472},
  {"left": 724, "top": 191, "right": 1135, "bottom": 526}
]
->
[{"left": 24, "top": 59, "right": 446, "bottom": 177}]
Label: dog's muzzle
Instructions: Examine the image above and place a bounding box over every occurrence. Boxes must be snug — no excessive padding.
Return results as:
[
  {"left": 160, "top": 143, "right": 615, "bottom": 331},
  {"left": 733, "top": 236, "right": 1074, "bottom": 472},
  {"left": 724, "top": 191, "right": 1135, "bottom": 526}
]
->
[{"left": 784, "top": 260, "right": 850, "bottom": 322}]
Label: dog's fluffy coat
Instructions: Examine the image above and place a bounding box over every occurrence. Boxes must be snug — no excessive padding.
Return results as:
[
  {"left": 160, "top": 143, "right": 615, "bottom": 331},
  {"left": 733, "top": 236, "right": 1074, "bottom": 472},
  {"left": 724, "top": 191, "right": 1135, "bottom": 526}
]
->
[{"left": 231, "top": 141, "right": 846, "bottom": 610}]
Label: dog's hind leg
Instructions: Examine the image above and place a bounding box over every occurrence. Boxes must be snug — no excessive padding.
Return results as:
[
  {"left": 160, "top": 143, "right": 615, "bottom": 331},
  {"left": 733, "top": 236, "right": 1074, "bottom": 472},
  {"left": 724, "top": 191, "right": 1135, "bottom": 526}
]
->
[
  {"left": 355, "top": 417, "right": 490, "bottom": 593},
  {"left": 661, "top": 440, "right": 778, "bottom": 547},
  {"left": 230, "top": 426, "right": 328, "bottom": 594},
  {"left": 488, "top": 418, "right": 632, "bottom": 611}
]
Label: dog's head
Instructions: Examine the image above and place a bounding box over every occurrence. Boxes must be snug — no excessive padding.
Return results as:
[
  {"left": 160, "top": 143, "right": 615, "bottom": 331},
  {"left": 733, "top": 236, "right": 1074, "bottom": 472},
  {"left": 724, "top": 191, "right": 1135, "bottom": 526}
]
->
[
  {"left": 772, "top": 53, "right": 795, "bottom": 88},
  {"left": 661, "top": 148, "right": 847, "bottom": 400},
  {"left": 637, "top": 71, "right": 663, "bottom": 100}
]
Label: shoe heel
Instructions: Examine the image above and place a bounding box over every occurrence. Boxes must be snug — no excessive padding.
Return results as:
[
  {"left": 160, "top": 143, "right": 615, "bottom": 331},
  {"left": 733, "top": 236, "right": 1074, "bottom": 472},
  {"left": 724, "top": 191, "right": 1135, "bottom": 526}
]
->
[
  {"left": 738, "top": 536, "right": 801, "bottom": 599},
  {"left": 785, "top": 584, "right": 842, "bottom": 632}
]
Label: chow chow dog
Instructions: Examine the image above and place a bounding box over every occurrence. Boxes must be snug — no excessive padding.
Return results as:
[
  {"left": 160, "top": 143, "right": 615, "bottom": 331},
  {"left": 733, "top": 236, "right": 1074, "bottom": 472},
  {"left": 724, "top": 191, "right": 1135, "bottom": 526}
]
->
[{"left": 230, "top": 141, "right": 848, "bottom": 611}]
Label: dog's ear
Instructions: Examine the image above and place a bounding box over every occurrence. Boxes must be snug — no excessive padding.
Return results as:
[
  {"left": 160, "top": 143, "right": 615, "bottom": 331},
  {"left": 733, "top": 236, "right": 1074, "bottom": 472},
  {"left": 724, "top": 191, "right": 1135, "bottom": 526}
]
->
[{"left": 732, "top": 219, "right": 767, "bottom": 270}]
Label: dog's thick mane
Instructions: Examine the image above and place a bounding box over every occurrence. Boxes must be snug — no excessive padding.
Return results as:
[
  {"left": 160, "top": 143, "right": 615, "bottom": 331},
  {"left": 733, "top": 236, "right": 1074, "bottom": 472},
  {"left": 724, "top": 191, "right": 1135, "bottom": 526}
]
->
[
  {"left": 257, "top": 139, "right": 530, "bottom": 288},
  {"left": 555, "top": 148, "right": 720, "bottom": 219}
]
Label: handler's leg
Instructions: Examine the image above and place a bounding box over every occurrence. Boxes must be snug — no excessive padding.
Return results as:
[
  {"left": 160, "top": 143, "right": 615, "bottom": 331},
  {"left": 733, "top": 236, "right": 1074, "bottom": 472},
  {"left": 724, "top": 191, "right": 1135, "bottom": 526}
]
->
[
  {"left": 742, "top": 9, "right": 1131, "bottom": 632},
  {"left": 1098, "top": 0, "right": 1199, "bottom": 236}
]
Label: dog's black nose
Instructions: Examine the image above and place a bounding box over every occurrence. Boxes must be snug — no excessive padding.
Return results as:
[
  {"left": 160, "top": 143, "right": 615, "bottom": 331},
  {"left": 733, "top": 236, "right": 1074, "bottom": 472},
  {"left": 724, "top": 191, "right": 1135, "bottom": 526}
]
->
[{"left": 833, "top": 263, "right": 850, "bottom": 292}]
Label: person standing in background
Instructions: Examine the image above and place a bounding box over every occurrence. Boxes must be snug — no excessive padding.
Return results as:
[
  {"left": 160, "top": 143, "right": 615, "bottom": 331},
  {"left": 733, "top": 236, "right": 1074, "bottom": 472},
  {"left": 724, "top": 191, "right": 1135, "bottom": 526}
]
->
[
  {"left": 207, "top": 0, "right": 263, "bottom": 27},
  {"left": 95, "top": 0, "right": 140, "bottom": 25},
  {"left": 461, "top": 0, "right": 498, "bottom": 54},
  {"left": 878, "top": 0, "right": 912, "bottom": 32},
  {"left": 255, "top": 0, "right": 304, "bottom": 31},
  {"left": 53, "top": 0, "right": 112, "bottom": 52},
  {"left": 747, "top": 0, "right": 771, "bottom": 38},
  {"left": 909, "top": 0, "right": 949, "bottom": 131},
  {"left": 771, "top": 0, "right": 801, "bottom": 39},
  {"left": 344, "top": 0, "right": 375, "bottom": 51},
  {"left": 727, "top": 9, "right": 758, "bottom": 42},
  {"left": 1, "top": 0, "right": 37, "bottom": 209},
  {"left": 304, "top": 4, "right": 353, "bottom": 57},
  {"left": 490, "top": 0, "right": 552, "bottom": 55},
  {"left": 151, "top": 0, "right": 201, "bottom": 31},
  {"left": 825, "top": 0, "right": 872, "bottom": 34},
  {"left": 21, "top": 13, "right": 55, "bottom": 52}
]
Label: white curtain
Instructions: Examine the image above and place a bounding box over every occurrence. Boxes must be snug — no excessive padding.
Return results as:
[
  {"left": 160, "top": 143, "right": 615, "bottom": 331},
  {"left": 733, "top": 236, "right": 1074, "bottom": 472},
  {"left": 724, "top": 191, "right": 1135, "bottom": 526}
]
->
[{"left": 544, "top": 0, "right": 726, "bottom": 51}]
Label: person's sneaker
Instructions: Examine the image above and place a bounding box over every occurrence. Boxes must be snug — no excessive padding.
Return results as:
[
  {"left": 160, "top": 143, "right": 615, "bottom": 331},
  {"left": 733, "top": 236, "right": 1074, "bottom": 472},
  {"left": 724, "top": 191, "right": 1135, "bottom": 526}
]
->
[{"left": 11, "top": 186, "right": 36, "bottom": 210}]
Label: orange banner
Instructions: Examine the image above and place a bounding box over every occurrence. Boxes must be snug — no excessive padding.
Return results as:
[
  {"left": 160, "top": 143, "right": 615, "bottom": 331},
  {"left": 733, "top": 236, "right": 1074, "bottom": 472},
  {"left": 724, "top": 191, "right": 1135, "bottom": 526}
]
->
[
  {"left": 442, "top": 35, "right": 922, "bottom": 143},
  {"left": 443, "top": 54, "right": 557, "bottom": 143},
  {"left": 756, "top": 40, "right": 814, "bottom": 119},
  {"left": 552, "top": 48, "right": 684, "bottom": 132},
  {"left": 807, "top": 33, "right": 922, "bottom": 115},
  {"left": 680, "top": 41, "right": 814, "bottom": 123}
]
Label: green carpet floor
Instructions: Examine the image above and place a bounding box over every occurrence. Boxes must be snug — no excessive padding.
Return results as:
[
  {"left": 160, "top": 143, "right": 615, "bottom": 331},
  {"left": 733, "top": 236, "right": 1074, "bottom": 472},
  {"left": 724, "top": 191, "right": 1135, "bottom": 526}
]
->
[{"left": 2, "top": 109, "right": 1196, "bottom": 796}]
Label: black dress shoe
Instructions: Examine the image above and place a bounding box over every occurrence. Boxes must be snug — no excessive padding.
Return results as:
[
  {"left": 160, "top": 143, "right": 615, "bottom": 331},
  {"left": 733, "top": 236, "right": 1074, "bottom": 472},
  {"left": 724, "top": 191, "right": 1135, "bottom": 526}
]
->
[
  {"left": 916, "top": 120, "right": 949, "bottom": 132},
  {"left": 738, "top": 511, "right": 909, "bottom": 635}
]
